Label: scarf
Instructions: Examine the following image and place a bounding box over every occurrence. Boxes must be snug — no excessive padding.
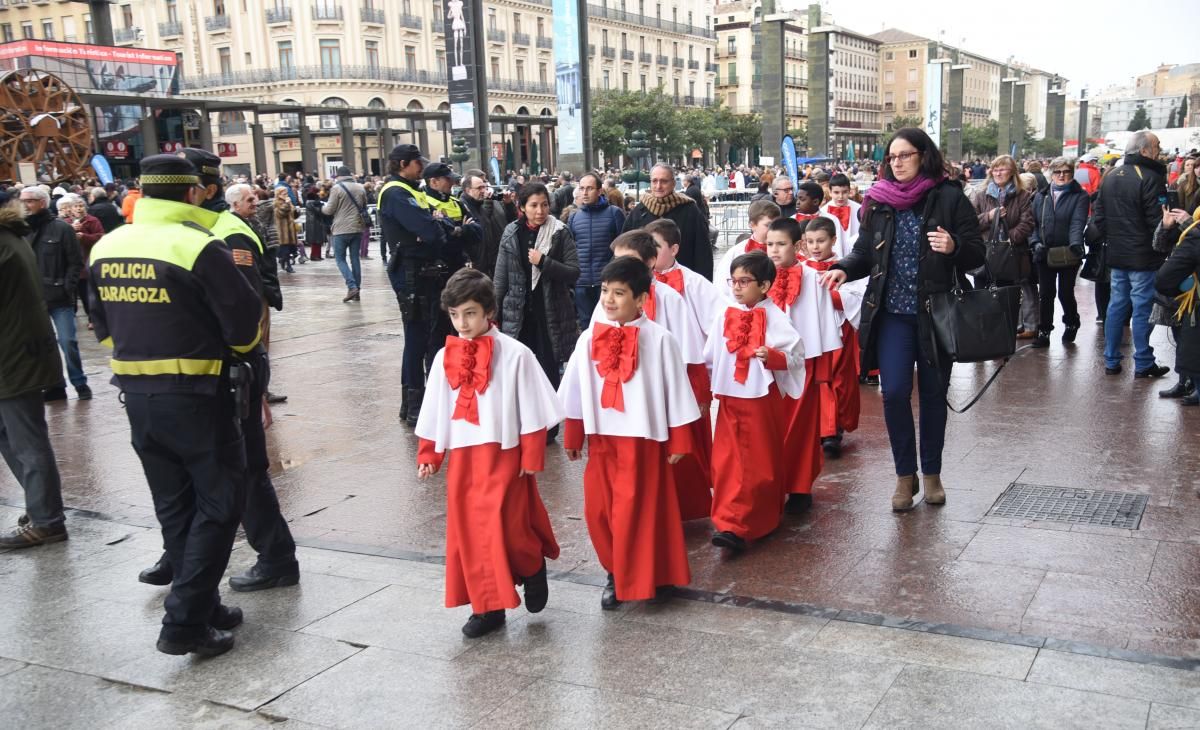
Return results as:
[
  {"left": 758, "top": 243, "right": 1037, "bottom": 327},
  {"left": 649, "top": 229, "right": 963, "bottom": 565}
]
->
[
  {"left": 723, "top": 307, "right": 767, "bottom": 384},
  {"left": 655, "top": 268, "right": 684, "bottom": 295},
  {"left": 768, "top": 265, "right": 802, "bottom": 311},
  {"left": 827, "top": 204, "right": 852, "bottom": 231},
  {"left": 643, "top": 283, "right": 658, "bottom": 321},
  {"left": 639, "top": 191, "right": 694, "bottom": 218},
  {"left": 864, "top": 175, "right": 943, "bottom": 212},
  {"left": 443, "top": 335, "right": 494, "bottom": 425},
  {"left": 591, "top": 323, "right": 639, "bottom": 411},
  {"left": 1051, "top": 182, "right": 1070, "bottom": 206},
  {"left": 986, "top": 179, "right": 1017, "bottom": 205},
  {"left": 528, "top": 215, "right": 565, "bottom": 291}
]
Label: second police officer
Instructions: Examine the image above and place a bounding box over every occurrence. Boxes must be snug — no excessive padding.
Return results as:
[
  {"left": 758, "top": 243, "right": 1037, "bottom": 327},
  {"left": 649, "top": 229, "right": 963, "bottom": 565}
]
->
[{"left": 379, "top": 145, "right": 478, "bottom": 425}]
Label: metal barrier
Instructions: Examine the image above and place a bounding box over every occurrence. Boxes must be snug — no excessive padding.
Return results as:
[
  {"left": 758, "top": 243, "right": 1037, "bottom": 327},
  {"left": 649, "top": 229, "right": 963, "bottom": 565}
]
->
[{"left": 709, "top": 200, "right": 751, "bottom": 251}]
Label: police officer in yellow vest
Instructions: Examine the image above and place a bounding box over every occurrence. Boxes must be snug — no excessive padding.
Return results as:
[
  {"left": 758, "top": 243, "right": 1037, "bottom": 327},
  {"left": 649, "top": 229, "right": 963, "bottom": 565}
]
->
[
  {"left": 88, "top": 154, "right": 262, "bottom": 658},
  {"left": 129, "top": 148, "right": 301, "bottom": 596},
  {"left": 380, "top": 146, "right": 474, "bottom": 425}
]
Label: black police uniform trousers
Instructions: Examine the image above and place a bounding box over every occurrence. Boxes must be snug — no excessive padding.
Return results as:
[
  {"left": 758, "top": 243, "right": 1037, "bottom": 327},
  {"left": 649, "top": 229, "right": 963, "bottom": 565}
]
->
[
  {"left": 394, "top": 260, "right": 453, "bottom": 388},
  {"left": 126, "top": 387, "right": 244, "bottom": 641},
  {"left": 150, "top": 352, "right": 298, "bottom": 578}
]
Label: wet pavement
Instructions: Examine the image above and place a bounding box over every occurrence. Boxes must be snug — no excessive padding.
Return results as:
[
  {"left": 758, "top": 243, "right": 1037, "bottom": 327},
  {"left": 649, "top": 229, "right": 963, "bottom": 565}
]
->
[{"left": 3, "top": 255, "right": 1200, "bottom": 726}]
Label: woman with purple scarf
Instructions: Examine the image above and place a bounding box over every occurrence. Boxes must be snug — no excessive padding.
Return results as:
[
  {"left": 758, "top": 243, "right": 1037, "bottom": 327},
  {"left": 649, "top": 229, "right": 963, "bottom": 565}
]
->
[{"left": 819, "top": 128, "right": 985, "bottom": 512}]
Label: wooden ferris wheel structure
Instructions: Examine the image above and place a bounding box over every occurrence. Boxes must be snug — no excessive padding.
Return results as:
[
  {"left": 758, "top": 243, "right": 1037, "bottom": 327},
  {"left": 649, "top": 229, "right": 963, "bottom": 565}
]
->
[{"left": 0, "top": 68, "right": 94, "bottom": 184}]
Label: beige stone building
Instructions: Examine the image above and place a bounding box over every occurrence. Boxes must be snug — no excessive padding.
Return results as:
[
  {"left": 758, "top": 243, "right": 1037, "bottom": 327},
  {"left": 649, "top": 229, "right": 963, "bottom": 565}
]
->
[
  {"left": 0, "top": 0, "right": 99, "bottom": 44},
  {"left": 712, "top": 0, "right": 808, "bottom": 131}
]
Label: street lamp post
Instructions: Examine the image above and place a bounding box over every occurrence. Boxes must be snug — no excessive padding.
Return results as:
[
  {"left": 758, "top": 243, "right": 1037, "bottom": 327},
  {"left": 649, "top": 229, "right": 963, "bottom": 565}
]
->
[{"left": 624, "top": 129, "right": 651, "bottom": 199}]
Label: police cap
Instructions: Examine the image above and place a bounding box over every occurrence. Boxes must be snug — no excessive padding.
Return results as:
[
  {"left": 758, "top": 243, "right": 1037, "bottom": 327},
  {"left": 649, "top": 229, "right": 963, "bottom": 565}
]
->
[
  {"left": 389, "top": 143, "right": 429, "bottom": 164},
  {"left": 178, "top": 147, "right": 222, "bottom": 184},
  {"left": 139, "top": 154, "right": 200, "bottom": 186},
  {"left": 423, "top": 162, "right": 460, "bottom": 182}
]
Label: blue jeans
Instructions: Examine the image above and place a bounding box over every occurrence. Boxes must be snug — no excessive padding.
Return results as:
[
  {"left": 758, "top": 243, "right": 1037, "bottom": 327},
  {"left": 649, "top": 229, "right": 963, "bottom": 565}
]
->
[
  {"left": 574, "top": 285, "right": 601, "bottom": 331},
  {"left": 332, "top": 233, "right": 362, "bottom": 290},
  {"left": 876, "top": 312, "right": 952, "bottom": 477},
  {"left": 48, "top": 306, "right": 86, "bottom": 388},
  {"left": 1104, "top": 268, "right": 1156, "bottom": 371}
]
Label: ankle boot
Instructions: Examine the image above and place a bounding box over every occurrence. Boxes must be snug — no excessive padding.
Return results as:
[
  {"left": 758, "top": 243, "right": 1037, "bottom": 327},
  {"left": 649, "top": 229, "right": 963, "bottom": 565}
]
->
[
  {"left": 923, "top": 474, "right": 946, "bottom": 505},
  {"left": 1159, "top": 376, "right": 1194, "bottom": 399},
  {"left": 892, "top": 475, "right": 918, "bottom": 512},
  {"left": 398, "top": 390, "right": 410, "bottom": 421},
  {"left": 405, "top": 388, "right": 424, "bottom": 426}
]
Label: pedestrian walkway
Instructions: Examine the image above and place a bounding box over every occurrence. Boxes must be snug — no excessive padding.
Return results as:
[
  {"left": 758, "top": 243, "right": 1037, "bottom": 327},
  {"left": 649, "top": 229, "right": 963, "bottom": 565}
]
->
[{"left": 3, "top": 260, "right": 1199, "bottom": 727}]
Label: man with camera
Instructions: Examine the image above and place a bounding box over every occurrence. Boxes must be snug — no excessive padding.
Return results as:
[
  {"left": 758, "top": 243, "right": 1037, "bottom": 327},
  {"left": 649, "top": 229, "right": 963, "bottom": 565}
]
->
[{"left": 458, "top": 169, "right": 516, "bottom": 279}]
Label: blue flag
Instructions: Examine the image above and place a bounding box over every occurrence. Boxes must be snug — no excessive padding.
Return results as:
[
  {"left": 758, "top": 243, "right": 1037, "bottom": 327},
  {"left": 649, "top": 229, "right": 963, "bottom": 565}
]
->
[
  {"left": 90, "top": 155, "right": 114, "bottom": 186},
  {"left": 489, "top": 156, "right": 501, "bottom": 186},
  {"left": 780, "top": 136, "right": 799, "bottom": 192}
]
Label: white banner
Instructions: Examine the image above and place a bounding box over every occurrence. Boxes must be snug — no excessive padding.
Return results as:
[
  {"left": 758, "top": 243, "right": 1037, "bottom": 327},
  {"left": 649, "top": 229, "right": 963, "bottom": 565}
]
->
[{"left": 924, "top": 62, "right": 944, "bottom": 148}]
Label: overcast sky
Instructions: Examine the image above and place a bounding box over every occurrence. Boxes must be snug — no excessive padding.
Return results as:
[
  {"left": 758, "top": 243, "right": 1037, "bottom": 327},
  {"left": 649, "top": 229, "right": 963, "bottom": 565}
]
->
[{"left": 794, "top": 0, "right": 1200, "bottom": 92}]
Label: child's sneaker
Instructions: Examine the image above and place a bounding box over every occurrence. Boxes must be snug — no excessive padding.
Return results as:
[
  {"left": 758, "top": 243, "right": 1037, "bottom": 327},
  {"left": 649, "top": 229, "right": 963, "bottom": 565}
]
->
[{"left": 462, "top": 610, "right": 505, "bottom": 638}]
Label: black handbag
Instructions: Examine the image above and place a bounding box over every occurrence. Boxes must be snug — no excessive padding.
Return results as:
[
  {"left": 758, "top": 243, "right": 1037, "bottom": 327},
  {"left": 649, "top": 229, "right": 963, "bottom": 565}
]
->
[
  {"left": 1080, "top": 241, "right": 1108, "bottom": 282},
  {"left": 984, "top": 212, "right": 1021, "bottom": 284},
  {"left": 929, "top": 275, "right": 1021, "bottom": 364}
]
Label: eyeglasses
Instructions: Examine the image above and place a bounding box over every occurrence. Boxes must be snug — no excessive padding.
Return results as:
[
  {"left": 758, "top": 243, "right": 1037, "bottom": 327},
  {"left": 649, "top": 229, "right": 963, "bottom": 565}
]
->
[
  {"left": 775, "top": 187, "right": 794, "bottom": 193},
  {"left": 884, "top": 150, "right": 920, "bottom": 165},
  {"left": 727, "top": 277, "right": 758, "bottom": 288},
  {"left": 1051, "top": 170, "right": 1072, "bottom": 176}
]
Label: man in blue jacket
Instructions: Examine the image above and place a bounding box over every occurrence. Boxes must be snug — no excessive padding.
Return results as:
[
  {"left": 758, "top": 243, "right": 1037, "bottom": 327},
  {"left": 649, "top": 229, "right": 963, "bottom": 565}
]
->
[{"left": 567, "top": 172, "right": 625, "bottom": 329}]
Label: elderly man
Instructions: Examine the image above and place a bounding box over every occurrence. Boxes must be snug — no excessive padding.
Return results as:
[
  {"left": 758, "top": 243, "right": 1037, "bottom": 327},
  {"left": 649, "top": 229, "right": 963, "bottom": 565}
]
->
[
  {"left": 622, "top": 163, "right": 713, "bottom": 280},
  {"left": 770, "top": 175, "right": 798, "bottom": 218},
  {"left": 20, "top": 187, "right": 88, "bottom": 402},
  {"left": 87, "top": 186, "right": 124, "bottom": 233},
  {"left": 1092, "top": 131, "right": 1170, "bottom": 378},
  {"left": 458, "top": 169, "right": 515, "bottom": 278}
]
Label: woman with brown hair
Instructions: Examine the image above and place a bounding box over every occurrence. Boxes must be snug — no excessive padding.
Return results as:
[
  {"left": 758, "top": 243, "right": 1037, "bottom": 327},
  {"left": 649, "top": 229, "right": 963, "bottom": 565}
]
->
[
  {"left": 1175, "top": 157, "right": 1199, "bottom": 215},
  {"left": 972, "top": 154, "right": 1036, "bottom": 335},
  {"left": 273, "top": 186, "right": 300, "bottom": 273}
]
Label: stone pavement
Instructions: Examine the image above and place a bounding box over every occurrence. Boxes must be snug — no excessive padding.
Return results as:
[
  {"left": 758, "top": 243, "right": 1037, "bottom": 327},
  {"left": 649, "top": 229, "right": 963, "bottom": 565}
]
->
[{"left": 3, "top": 256, "right": 1200, "bottom": 727}]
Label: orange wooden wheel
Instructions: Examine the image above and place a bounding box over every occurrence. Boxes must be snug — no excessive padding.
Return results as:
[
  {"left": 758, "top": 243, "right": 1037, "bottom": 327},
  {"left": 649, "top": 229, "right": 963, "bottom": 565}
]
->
[{"left": 0, "top": 69, "right": 93, "bottom": 184}]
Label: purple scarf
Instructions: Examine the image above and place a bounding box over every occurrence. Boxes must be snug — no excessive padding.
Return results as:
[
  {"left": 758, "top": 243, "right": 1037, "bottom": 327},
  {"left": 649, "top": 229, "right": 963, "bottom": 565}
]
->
[{"left": 863, "top": 175, "right": 945, "bottom": 212}]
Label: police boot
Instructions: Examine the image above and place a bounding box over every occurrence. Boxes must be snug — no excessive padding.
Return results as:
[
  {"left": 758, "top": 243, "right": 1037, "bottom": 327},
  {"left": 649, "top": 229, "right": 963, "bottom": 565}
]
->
[
  {"left": 398, "top": 390, "right": 410, "bottom": 422},
  {"left": 405, "top": 388, "right": 424, "bottom": 427}
]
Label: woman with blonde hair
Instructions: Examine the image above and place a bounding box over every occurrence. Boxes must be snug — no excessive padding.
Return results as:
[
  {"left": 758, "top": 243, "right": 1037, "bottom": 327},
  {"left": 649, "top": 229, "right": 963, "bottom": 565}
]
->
[
  {"left": 972, "top": 154, "right": 1037, "bottom": 335},
  {"left": 273, "top": 185, "right": 300, "bottom": 273},
  {"left": 1175, "top": 157, "right": 1199, "bottom": 214}
]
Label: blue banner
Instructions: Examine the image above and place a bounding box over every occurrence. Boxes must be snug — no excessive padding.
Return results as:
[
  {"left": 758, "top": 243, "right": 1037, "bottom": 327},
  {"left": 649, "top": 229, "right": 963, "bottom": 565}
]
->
[
  {"left": 90, "top": 155, "right": 114, "bottom": 185},
  {"left": 489, "top": 156, "right": 501, "bottom": 185},
  {"left": 780, "top": 135, "right": 799, "bottom": 191}
]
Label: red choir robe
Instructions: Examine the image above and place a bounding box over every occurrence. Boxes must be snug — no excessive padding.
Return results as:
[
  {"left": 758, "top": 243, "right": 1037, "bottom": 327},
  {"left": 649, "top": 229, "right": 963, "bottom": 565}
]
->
[
  {"left": 806, "top": 258, "right": 865, "bottom": 436},
  {"left": 415, "top": 328, "right": 563, "bottom": 614},
  {"left": 821, "top": 199, "right": 861, "bottom": 258},
  {"left": 558, "top": 315, "right": 700, "bottom": 601},
  {"left": 704, "top": 299, "right": 805, "bottom": 540}
]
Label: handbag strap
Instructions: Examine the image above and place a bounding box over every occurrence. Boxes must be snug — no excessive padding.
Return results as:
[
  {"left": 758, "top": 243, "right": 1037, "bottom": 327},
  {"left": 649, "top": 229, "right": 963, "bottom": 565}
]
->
[
  {"left": 945, "top": 343, "right": 1037, "bottom": 414},
  {"left": 337, "top": 182, "right": 368, "bottom": 216}
]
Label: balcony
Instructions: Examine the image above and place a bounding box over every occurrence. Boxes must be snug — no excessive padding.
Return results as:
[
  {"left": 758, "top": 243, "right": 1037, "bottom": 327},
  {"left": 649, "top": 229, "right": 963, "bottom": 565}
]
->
[
  {"left": 621, "top": 49, "right": 633, "bottom": 61},
  {"left": 512, "top": 31, "right": 529, "bottom": 45},
  {"left": 683, "top": 95, "right": 695, "bottom": 105},
  {"left": 205, "top": 14, "right": 230, "bottom": 31},
  {"left": 266, "top": 7, "right": 292, "bottom": 23},
  {"left": 490, "top": 78, "right": 553, "bottom": 95},
  {"left": 363, "top": 7, "right": 386, "bottom": 24},
  {"left": 179, "top": 65, "right": 449, "bottom": 89},
  {"left": 717, "top": 74, "right": 737, "bottom": 86},
  {"left": 784, "top": 47, "right": 806, "bottom": 61},
  {"left": 312, "top": 4, "right": 343, "bottom": 21},
  {"left": 784, "top": 75, "right": 806, "bottom": 87},
  {"left": 114, "top": 27, "right": 139, "bottom": 42},
  {"left": 638, "top": 52, "right": 650, "bottom": 63},
  {"left": 487, "top": 28, "right": 506, "bottom": 43},
  {"left": 585, "top": 4, "right": 714, "bottom": 39},
  {"left": 656, "top": 54, "right": 668, "bottom": 66},
  {"left": 672, "top": 57, "right": 683, "bottom": 68},
  {"left": 536, "top": 35, "right": 552, "bottom": 49},
  {"left": 432, "top": 17, "right": 444, "bottom": 33},
  {"left": 883, "top": 102, "right": 894, "bottom": 111},
  {"left": 158, "top": 20, "right": 182, "bottom": 37},
  {"left": 706, "top": 62, "right": 718, "bottom": 73},
  {"left": 904, "top": 101, "right": 917, "bottom": 111},
  {"left": 785, "top": 105, "right": 805, "bottom": 116},
  {"left": 400, "top": 13, "right": 424, "bottom": 29},
  {"left": 601, "top": 46, "right": 615, "bottom": 59},
  {"left": 687, "top": 59, "right": 699, "bottom": 70}
]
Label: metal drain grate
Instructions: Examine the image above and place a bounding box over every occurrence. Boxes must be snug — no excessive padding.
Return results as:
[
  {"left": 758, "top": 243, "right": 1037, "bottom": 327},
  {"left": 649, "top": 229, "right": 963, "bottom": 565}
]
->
[{"left": 987, "top": 483, "right": 1149, "bottom": 529}]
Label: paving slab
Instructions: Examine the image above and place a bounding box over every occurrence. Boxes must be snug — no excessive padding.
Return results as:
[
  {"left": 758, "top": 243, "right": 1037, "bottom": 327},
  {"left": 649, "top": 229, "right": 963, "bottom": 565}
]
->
[
  {"left": 957, "top": 524, "right": 1160, "bottom": 579},
  {"left": 624, "top": 599, "right": 828, "bottom": 650},
  {"left": 1148, "top": 703, "right": 1200, "bottom": 729},
  {"left": 479, "top": 678, "right": 739, "bottom": 729},
  {"left": 1027, "top": 649, "right": 1200, "bottom": 709}
]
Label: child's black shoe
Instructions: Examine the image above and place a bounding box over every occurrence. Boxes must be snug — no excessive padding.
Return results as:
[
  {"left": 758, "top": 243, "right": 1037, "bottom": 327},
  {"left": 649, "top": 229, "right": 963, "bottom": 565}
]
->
[
  {"left": 601, "top": 573, "right": 620, "bottom": 611},
  {"left": 462, "top": 610, "right": 505, "bottom": 638},
  {"left": 784, "top": 493, "right": 813, "bottom": 515},
  {"left": 523, "top": 560, "right": 549, "bottom": 614},
  {"left": 711, "top": 531, "right": 747, "bottom": 552}
]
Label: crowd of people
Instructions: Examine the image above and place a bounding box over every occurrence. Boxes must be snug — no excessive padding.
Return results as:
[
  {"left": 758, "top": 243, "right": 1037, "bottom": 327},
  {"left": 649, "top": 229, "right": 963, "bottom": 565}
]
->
[{"left": 2, "top": 125, "right": 1198, "bottom": 653}]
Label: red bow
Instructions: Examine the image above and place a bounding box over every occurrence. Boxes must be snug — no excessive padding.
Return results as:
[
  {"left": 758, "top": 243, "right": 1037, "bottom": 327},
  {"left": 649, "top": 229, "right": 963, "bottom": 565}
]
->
[
  {"left": 769, "top": 265, "right": 803, "bottom": 311},
  {"left": 443, "top": 336, "right": 494, "bottom": 424},
  {"left": 723, "top": 307, "right": 766, "bottom": 384},
  {"left": 804, "top": 259, "right": 836, "bottom": 272},
  {"left": 744, "top": 239, "right": 767, "bottom": 254},
  {"left": 795, "top": 212, "right": 819, "bottom": 222},
  {"left": 591, "top": 323, "right": 639, "bottom": 411},
  {"left": 655, "top": 268, "right": 684, "bottom": 295},
  {"left": 827, "top": 204, "right": 852, "bottom": 231},
  {"left": 643, "top": 284, "right": 657, "bottom": 322}
]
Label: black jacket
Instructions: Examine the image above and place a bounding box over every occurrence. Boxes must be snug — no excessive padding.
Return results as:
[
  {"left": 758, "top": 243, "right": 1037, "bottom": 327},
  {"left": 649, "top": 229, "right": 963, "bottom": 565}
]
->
[
  {"left": 1156, "top": 223, "right": 1200, "bottom": 375},
  {"left": 25, "top": 209, "right": 82, "bottom": 310},
  {"left": 493, "top": 219, "right": 580, "bottom": 362},
  {"left": 1091, "top": 154, "right": 1168, "bottom": 271},
  {"left": 685, "top": 183, "right": 710, "bottom": 222},
  {"left": 238, "top": 211, "right": 282, "bottom": 311},
  {"left": 622, "top": 194, "right": 714, "bottom": 280},
  {"left": 550, "top": 183, "right": 575, "bottom": 218},
  {"left": 1029, "top": 180, "right": 1089, "bottom": 256},
  {"left": 833, "top": 179, "right": 986, "bottom": 370},
  {"left": 459, "top": 193, "right": 512, "bottom": 279},
  {"left": 88, "top": 200, "right": 124, "bottom": 233},
  {"left": 0, "top": 205, "right": 62, "bottom": 399},
  {"left": 303, "top": 199, "right": 329, "bottom": 246}
]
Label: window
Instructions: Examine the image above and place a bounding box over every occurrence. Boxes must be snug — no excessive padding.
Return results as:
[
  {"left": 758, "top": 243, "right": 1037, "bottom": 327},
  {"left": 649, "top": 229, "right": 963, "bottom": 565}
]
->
[
  {"left": 62, "top": 17, "right": 77, "bottom": 41},
  {"left": 0, "top": 24, "right": 11, "bottom": 43},
  {"left": 602, "top": 70, "right": 610, "bottom": 89},
  {"left": 84, "top": 16, "right": 93, "bottom": 43},
  {"left": 436, "top": 49, "right": 446, "bottom": 74},
  {"left": 21, "top": 22, "right": 34, "bottom": 39},
  {"left": 516, "top": 60, "right": 524, "bottom": 83},
  {"left": 513, "top": 12, "right": 521, "bottom": 34},
  {"left": 365, "top": 41, "right": 379, "bottom": 71},
  {"left": 602, "top": 29, "right": 607, "bottom": 47},
  {"left": 214, "top": 0, "right": 226, "bottom": 14},
  {"left": 622, "top": 72, "right": 629, "bottom": 89},
  {"left": 218, "top": 47, "right": 232, "bottom": 78},
  {"left": 404, "top": 45, "right": 416, "bottom": 71},
  {"left": 41, "top": 19, "right": 53, "bottom": 39},
  {"left": 726, "top": 36, "right": 735, "bottom": 55},
  {"left": 490, "top": 56, "right": 499, "bottom": 79},
  {"left": 908, "top": 49, "right": 918, "bottom": 59},
  {"left": 884, "top": 51, "right": 893, "bottom": 61},
  {"left": 906, "top": 89, "right": 917, "bottom": 103},
  {"left": 884, "top": 70, "right": 894, "bottom": 83},
  {"left": 539, "top": 62, "right": 547, "bottom": 84},
  {"left": 907, "top": 68, "right": 917, "bottom": 82},
  {"left": 122, "top": 4, "right": 133, "bottom": 27},
  {"left": 319, "top": 97, "right": 347, "bottom": 130},
  {"left": 277, "top": 41, "right": 294, "bottom": 70},
  {"left": 167, "top": 0, "right": 179, "bottom": 23},
  {"left": 640, "top": 73, "right": 646, "bottom": 91},
  {"left": 621, "top": 32, "right": 626, "bottom": 52},
  {"left": 487, "top": 8, "right": 496, "bottom": 30},
  {"left": 319, "top": 39, "right": 341, "bottom": 76},
  {"left": 537, "top": 17, "right": 544, "bottom": 37}
]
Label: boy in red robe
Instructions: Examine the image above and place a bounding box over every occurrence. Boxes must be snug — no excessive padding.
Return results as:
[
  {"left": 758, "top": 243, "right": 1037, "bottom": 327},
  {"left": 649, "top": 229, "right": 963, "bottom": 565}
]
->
[
  {"left": 821, "top": 173, "right": 862, "bottom": 258},
  {"left": 704, "top": 251, "right": 806, "bottom": 551},
  {"left": 764, "top": 219, "right": 842, "bottom": 513},
  {"left": 560, "top": 257, "right": 700, "bottom": 610},
  {"left": 415, "top": 269, "right": 563, "bottom": 638},
  {"left": 803, "top": 217, "right": 864, "bottom": 457}
]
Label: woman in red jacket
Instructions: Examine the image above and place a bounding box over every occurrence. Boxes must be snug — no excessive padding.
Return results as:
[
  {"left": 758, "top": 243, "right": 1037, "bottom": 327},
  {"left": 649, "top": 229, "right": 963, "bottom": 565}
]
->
[{"left": 56, "top": 193, "right": 105, "bottom": 328}]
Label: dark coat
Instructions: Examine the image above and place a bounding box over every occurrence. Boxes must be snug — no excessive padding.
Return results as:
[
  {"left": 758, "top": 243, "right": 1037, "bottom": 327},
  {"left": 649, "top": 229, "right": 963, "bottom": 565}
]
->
[
  {"left": 1155, "top": 223, "right": 1200, "bottom": 375},
  {"left": 25, "top": 208, "right": 82, "bottom": 310},
  {"left": 459, "top": 193, "right": 510, "bottom": 279},
  {"left": 304, "top": 199, "right": 329, "bottom": 246},
  {"left": 0, "top": 205, "right": 62, "bottom": 399},
  {"left": 1090, "top": 154, "right": 1168, "bottom": 271},
  {"left": 972, "top": 184, "right": 1035, "bottom": 279},
  {"left": 685, "top": 182, "right": 710, "bottom": 222},
  {"left": 87, "top": 200, "right": 124, "bottom": 233},
  {"left": 833, "top": 179, "right": 986, "bottom": 371},
  {"left": 622, "top": 194, "right": 714, "bottom": 280},
  {"left": 550, "top": 183, "right": 575, "bottom": 217},
  {"left": 1029, "top": 180, "right": 1089, "bottom": 259},
  {"left": 568, "top": 197, "right": 625, "bottom": 286},
  {"left": 494, "top": 219, "right": 580, "bottom": 362}
]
